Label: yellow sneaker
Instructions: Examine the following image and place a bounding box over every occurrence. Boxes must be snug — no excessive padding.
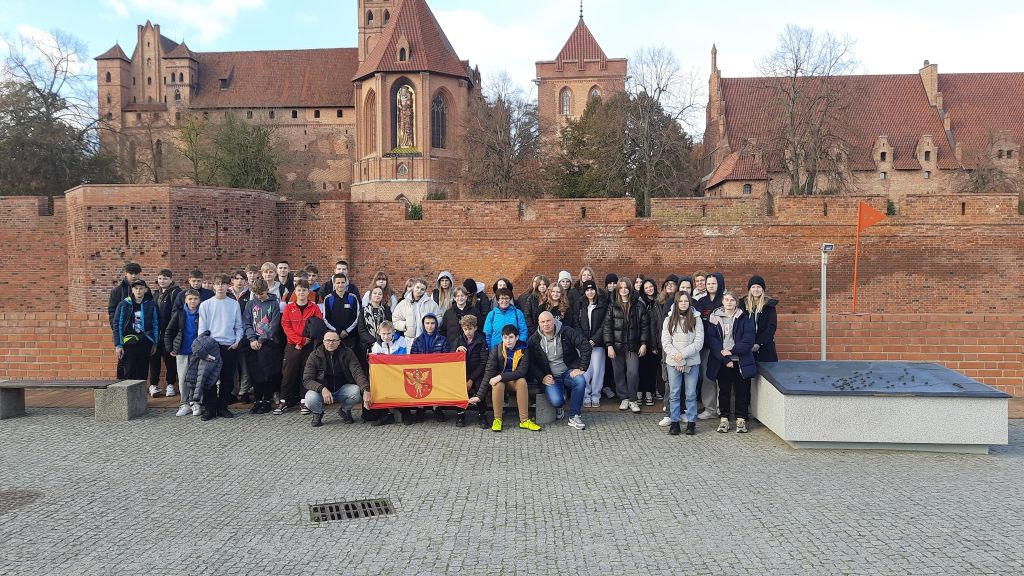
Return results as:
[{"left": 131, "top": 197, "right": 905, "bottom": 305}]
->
[
  {"left": 491, "top": 418, "right": 502, "bottom": 432},
  {"left": 519, "top": 418, "right": 542, "bottom": 431}
]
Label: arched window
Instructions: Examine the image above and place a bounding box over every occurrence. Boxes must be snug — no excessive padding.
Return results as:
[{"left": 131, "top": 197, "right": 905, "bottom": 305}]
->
[
  {"left": 105, "top": 71, "right": 111, "bottom": 83},
  {"left": 155, "top": 140, "right": 163, "bottom": 168},
  {"left": 399, "top": 47, "right": 407, "bottom": 61},
  {"left": 560, "top": 87, "right": 572, "bottom": 116},
  {"left": 174, "top": 89, "right": 181, "bottom": 101},
  {"left": 742, "top": 183, "right": 752, "bottom": 195},
  {"left": 431, "top": 92, "right": 448, "bottom": 149},
  {"left": 147, "top": 76, "right": 152, "bottom": 86},
  {"left": 367, "top": 10, "right": 374, "bottom": 25},
  {"left": 179, "top": 72, "right": 184, "bottom": 82},
  {"left": 365, "top": 90, "right": 377, "bottom": 153},
  {"left": 384, "top": 10, "right": 390, "bottom": 24},
  {"left": 390, "top": 78, "right": 415, "bottom": 149},
  {"left": 589, "top": 86, "right": 601, "bottom": 101},
  {"left": 106, "top": 93, "right": 112, "bottom": 104}
]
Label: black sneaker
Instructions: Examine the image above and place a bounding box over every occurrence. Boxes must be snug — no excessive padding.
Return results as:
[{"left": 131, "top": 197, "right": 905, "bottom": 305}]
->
[
  {"left": 415, "top": 408, "right": 426, "bottom": 423},
  {"left": 433, "top": 407, "right": 447, "bottom": 422},
  {"left": 217, "top": 407, "right": 235, "bottom": 419},
  {"left": 455, "top": 411, "right": 466, "bottom": 428},
  {"left": 200, "top": 407, "right": 216, "bottom": 421},
  {"left": 372, "top": 412, "right": 396, "bottom": 427},
  {"left": 669, "top": 421, "right": 681, "bottom": 435},
  {"left": 311, "top": 412, "right": 323, "bottom": 428},
  {"left": 685, "top": 421, "right": 696, "bottom": 435},
  {"left": 249, "top": 403, "right": 261, "bottom": 415},
  {"left": 478, "top": 411, "right": 489, "bottom": 429},
  {"left": 338, "top": 408, "right": 355, "bottom": 424},
  {"left": 401, "top": 409, "right": 415, "bottom": 425}
]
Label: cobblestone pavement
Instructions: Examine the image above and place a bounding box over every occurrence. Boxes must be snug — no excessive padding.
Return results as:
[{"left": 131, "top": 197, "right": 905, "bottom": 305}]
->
[{"left": 1, "top": 409, "right": 1022, "bottom": 575}]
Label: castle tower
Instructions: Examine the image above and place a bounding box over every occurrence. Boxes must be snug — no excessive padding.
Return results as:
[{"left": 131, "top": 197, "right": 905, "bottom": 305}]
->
[
  {"left": 95, "top": 43, "right": 131, "bottom": 148},
  {"left": 351, "top": 0, "right": 477, "bottom": 201},
  {"left": 358, "top": 0, "right": 393, "bottom": 64},
  {"left": 162, "top": 42, "right": 198, "bottom": 115},
  {"left": 535, "top": 7, "right": 628, "bottom": 139}
]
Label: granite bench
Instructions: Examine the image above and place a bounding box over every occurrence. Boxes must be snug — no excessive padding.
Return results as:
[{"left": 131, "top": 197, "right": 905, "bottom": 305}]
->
[{"left": 0, "top": 379, "right": 148, "bottom": 421}]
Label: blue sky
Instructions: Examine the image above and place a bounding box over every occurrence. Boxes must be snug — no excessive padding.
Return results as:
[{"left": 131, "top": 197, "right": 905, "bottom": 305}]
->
[{"left": 3, "top": 0, "right": 1021, "bottom": 132}]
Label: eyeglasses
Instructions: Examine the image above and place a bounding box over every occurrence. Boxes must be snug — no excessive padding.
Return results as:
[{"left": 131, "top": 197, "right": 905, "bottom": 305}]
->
[{"left": 324, "top": 339, "right": 341, "bottom": 344}]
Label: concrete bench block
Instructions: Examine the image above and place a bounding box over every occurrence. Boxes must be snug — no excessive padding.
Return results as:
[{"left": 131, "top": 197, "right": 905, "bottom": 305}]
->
[
  {"left": 0, "top": 387, "right": 26, "bottom": 419},
  {"left": 534, "top": 393, "right": 556, "bottom": 425},
  {"left": 94, "top": 380, "right": 148, "bottom": 421}
]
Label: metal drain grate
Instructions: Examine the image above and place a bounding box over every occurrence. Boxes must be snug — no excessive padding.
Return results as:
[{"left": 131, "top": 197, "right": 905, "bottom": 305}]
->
[{"left": 308, "top": 498, "right": 395, "bottom": 522}]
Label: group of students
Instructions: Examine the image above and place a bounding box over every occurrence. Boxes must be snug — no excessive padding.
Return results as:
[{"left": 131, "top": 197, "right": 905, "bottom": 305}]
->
[{"left": 108, "top": 261, "right": 778, "bottom": 435}]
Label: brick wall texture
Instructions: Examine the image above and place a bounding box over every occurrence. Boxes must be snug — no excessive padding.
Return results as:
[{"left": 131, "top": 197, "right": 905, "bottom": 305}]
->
[{"left": 2, "top": 184, "right": 1021, "bottom": 394}]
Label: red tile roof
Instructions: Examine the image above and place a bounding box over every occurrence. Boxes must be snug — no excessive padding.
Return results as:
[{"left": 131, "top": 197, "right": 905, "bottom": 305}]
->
[
  {"left": 163, "top": 42, "right": 196, "bottom": 60},
  {"left": 95, "top": 44, "right": 130, "bottom": 61},
  {"left": 553, "top": 17, "right": 608, "bottom": 71},
  {"left": 719, "top": 74, "right": 958, "bottom": 172},
  {"left": 354, "top": 0, "right": 468, "bottom": 81},
  {"left": 939, "top": 72, "right": 1024, "bottom": 168},
  {"left": 190, "top": 48, "right": 358, "bottom": 108},
  {"left": 707, "top": 150, "right": 769, "bottom": 188}
]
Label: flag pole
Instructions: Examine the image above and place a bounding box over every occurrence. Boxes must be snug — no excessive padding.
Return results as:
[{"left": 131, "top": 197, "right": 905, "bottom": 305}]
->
[{"left": 852, "top": 202, "right": 862, "bottom": 313}]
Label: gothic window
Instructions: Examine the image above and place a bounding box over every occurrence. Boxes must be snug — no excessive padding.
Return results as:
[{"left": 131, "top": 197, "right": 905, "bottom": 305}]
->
[
  {"left": 391, "top": 79, "right": 415, "bottom": 149},
  {"left": 106, "top": 93, "right": 112, "bottom": 104},
  {"left": 742, "top": 183, "right": 752, "bottom": 195},
  {"left": 399, "top": 47, "right": 407, "bottom": 62},
  {"left": 365, "top": 90, "right": 377, "bottom": 153},
  {"left": 560, "top": 87, "right": 572, "bottom": 116},
  {"left": 367, "top": 11, "right": 374, "bottom": 25},
  {"left": 179, "top": 72, "right": 184, "bottom": 82},
  {"left": 174, "top": 89, "right": 181, "bottom": 101},
  {"left": 431, "top": 92, "right": 448, "bottom": 149},
  {"left": 146, "top": 57, "right": 151, "bottom": 69},
  {"left": 589, "top": 86, "right": 601, "bottom": 101},
  {"left": 105, "top": 71, "right": 111, "bottom": 82},
  {"left": 384, "top": 10, "right": 390, "bottom": 24},
  {"left": 880, "top": 151, "right": 886, "bottom": 162},
  {"left": 147, "top": 76, "right": 152, "bottom": 86},
  {"left": 106, "top": 112, "right": 113, "bottom": 120}
]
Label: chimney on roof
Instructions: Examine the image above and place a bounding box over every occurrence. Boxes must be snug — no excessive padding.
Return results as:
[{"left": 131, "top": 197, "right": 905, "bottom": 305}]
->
[{"left": 920, "top": 60, "right": 939, "bottom": 107}]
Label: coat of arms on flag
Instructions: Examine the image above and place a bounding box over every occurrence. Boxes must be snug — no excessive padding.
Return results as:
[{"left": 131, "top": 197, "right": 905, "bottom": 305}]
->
[{"left": 369, "top": 352, "right": 468, "bottom": 409}]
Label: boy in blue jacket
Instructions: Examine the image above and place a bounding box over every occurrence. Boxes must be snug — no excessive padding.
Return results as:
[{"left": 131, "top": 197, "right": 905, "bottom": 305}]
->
[{"left": 113, "top": 279, "right": 159, "bottom": 380}]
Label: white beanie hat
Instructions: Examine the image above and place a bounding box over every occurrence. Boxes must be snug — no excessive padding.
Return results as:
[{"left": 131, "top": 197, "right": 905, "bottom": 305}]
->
[{"left": 558, "top": 270, "right": 572, "bottom": 282}]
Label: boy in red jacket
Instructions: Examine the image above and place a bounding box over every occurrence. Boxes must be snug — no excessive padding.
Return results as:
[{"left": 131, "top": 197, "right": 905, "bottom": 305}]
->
[{"left": 276, "top": 279, "right": 323, "bottom": 414}]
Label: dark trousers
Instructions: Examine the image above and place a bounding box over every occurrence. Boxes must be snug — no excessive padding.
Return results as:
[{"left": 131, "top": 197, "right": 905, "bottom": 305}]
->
[
  {"left": 207, "top": 345, "right": 238, "bottom": 409},
  {"left": 119, "top": 344, "right": 151, "bottom": 380},
  {"left": 148, "top": 343, "right": 177, "bottom": 387},
  {"left": 281, "top": 344, "right": 313, "bottom": 405},
  {"left": 717, "top": 362, "right": 751, "bottom": 420},
  {"left": 245, "top": 341, "right": 283, "bottom": 404},
  {"left": 638, "top": 351, "right": 660, "bottom": 394}
]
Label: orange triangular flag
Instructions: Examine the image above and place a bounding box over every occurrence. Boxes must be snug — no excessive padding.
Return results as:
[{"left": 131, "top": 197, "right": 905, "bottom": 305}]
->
[{"left": 857, "top": 201, "right": 886, "bottom": 231}]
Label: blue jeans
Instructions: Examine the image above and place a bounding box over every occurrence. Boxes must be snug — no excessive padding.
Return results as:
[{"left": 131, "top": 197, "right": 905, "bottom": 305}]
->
[
  {"left": 303, "top": 385, "right": 361, "bottom": 415},
  {"left": 667, "top": 364, "right": 699, "bottom": 423},
  {"left": 544, "top": 371, "right": 587, "bottom": 418}
]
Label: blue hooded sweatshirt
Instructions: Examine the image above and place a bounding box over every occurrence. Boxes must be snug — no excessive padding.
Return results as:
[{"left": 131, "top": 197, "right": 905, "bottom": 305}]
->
[{"left": 411, "top": 312, "right": 448, "bottom": 354}]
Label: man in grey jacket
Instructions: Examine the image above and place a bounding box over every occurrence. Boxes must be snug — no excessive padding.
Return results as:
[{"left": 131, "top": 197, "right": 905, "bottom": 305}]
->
[{"left": 528, "top": 312, "right": 592, "bottom": 430}]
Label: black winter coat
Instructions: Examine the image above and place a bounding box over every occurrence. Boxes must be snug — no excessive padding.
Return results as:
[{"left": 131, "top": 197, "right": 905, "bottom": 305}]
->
[
  {"left": 442, "top": 302, "right": 485, "bottom": 345},
  {"left": 740, "top": 298, "right": 779, "bottom": 362},
  {"left": 450, "top": 330, "right": 488, "bottom": 387},
  {"left": 603, "top": 297, "right": 650, "bottom": 353},
  {"left": 527, "top": 325, "right": 592, "bottom": 383},
  {"left": 303, "top": 343, "right": 369, "bottom": 394},
  {"left": 567, "top": 298, "right": 608, "bottom": 347},
  {"left": 155, "top": 284, "right": 182, "bottom": 332}
]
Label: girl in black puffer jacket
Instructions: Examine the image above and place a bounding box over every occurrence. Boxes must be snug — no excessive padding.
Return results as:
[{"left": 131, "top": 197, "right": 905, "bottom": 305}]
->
[
  {"left": 603, "top": 278, "right": 650, "bottom": 413},
  {"left": 637, "top": 278, "right": 662, "bottom": 406},
  {"left": 567, "top": 280, "right": 608, "bottom": 407}
]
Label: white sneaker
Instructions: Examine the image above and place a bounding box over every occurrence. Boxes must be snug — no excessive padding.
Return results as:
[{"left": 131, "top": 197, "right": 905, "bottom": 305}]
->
[
  {"left": 567, "top": 415, "right": 586, "bottom": 430},
  {"left": 148, "top": 384, "right": 160, "bottom": 397},
  {"left": 175, "top": 404, "right": 192, "bottom": 417},
  {"left": 190, "top": 402, "right": 201, "bottom": 416},
  {"left": 629, "top": 401, "right": 641, "bottom": 413},
  {"left": 165, "top": 384, "right": 176, "bottom": 397},
  {"left": 618, "top": 399, "right": 630, "bottom": 411},
  {"left": 299, "top": 400, "right": 311, "bottom": 415},
  {"left": 658, "top": 416, "right": 672, "bottom": 427},
  {"left": 583, "top": 398, "right": 592, "bottom": 408},
  {"left": 697, "top": 410, "right": 713, "bottom": 420}
]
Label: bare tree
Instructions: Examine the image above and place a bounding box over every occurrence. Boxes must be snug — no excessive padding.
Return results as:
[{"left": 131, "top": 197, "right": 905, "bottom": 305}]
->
[
  {"left": 757, "top": 25, "right": 859, "bottom": 195},
  {"left": 460, "top": 72, "right": 541, "bottom": 199}
]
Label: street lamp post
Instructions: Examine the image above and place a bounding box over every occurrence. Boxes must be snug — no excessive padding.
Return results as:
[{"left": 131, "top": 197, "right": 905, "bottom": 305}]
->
[{"left": 820, "top": 243, "right": 834, "bottom": 360}]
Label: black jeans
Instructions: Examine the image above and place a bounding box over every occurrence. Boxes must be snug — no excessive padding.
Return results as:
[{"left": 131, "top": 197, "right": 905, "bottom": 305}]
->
[
  {"left": 281, "top": 344, "right": 313, "bottom": 405},
  {"left": 717, "top": 362, "right": 751, "bottom": 420},
  {"left": 207, "top": 345, "right": 238, "bottom": 409},
  {"left": 119, "top": 344, "right": 151, "bottom": 380},
  {"left": 148, "top": 343, "right": 177, "bottom": 387},
  {"left": 245, "top": 340, "right": 283, "bottom": 404}
]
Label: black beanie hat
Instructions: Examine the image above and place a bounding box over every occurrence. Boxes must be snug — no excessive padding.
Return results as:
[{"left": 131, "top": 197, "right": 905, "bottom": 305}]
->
[
  {"left": 463, "top": 278, "right": 477, "bottom": 294},
  {"left": 664, "top": 274, "right": 679, "bottom": 286},
  {"left": 747, "top": 275, "right": 766, "bottom": 291},
  {"left": 582, "top": 280, "right": 597, "bottom": 291},
  {"left": 604, "top": 273, "right": 619, "bottom": 286}
]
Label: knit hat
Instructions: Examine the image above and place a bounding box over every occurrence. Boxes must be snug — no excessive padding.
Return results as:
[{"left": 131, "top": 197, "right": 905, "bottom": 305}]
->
[
  {"left": 463, "top": 278, "right": 478, "bottom": 294},
  {"left": 558, "top": 270, "right": 572, "bottom": 283},
  {"left": 582, "top": 280, "right": 597, "bottom": 291},
  {"left": 604, "top": 273, "right": 618, "bottom": 286},
  {"left": 664, "top": 274, "right": 679, "bottom": 286},
  {"left": 747, "top": 275, "right": 766, "bottom": 291}
]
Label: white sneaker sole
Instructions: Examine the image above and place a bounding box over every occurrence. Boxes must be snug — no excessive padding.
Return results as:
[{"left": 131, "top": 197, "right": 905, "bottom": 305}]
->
[{"left": 658, "top": 418, "right": 672, "bottom": 427}]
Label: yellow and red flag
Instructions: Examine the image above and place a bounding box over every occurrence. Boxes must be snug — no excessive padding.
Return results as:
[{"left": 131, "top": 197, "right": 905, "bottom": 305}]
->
[{"left": 368, "top": 352, "right": 469, "bottom": 409}]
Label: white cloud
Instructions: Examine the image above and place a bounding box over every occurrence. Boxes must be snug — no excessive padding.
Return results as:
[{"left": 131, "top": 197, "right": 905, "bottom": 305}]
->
[
  {"left": 14, "top": 24, "right": 90, "bottom": 75},
  {"left": 103, "top": 0, "right": 265, "bottom": 45}
]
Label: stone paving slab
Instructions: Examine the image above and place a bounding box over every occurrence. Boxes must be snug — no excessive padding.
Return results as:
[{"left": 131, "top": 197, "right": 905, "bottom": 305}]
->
[{"left": 1, "top": 409, "right": 1022, "bottom": 575}]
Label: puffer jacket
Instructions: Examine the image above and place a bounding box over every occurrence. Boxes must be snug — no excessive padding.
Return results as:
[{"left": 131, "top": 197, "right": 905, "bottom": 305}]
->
[
  {"left": 482, "top": 304, "right": 528, "bottom": 349},
  {"left": 603, "top": 296, "right": 650, "bottom": 353},
  {"left": 392, "top": 292, "right": 439, "bottom": 340},
  {"left": 567, "top": 298, "right": 607, "bottom": 347},
  {"left": 661, "top": 311, "right": 704, "bottom": 368},
  {"left": 477, "top": 341, "right": 530, "bottom": 399},
  {"left": 740, "top": 297, "right": 779, "bottom": 362},
  {"left": 639, "top": 295, "right": 662, "bottom": 352},
  {"left": 441, "top": 301, "right": 485, "bottom": 345},
  {"left": 184, "top": 331, "right": 222, "bottom": 405},
  {"left": 164, "top": 301, "right": 201, "bottom": 354},
  {"left": 705, "top": 307, "right": 756, "bottom": 380},
  {"left": 112, "top": 293, "right": 159, "bottom": 348},
  {"left": 450, "top": 330, "right": 488, "bottom": 387}
]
